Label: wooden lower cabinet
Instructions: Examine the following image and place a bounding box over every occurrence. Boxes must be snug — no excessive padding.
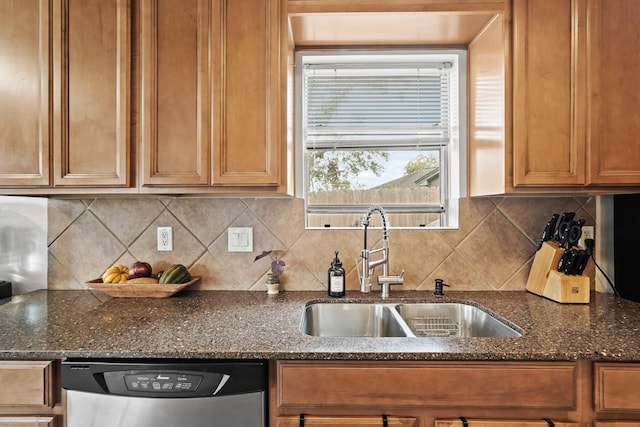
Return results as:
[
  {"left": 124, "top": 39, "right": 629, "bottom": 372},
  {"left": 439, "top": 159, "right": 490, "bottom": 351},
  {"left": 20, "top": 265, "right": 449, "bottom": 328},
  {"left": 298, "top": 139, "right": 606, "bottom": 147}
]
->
[
  {"left": 272, "top": 360, "right": 586, "bottom": 427},
  {"left": 276, "top": 415, "right": 417, "bottom": 426},
  {"left": 595, "top": 423, "right": 640, "bottom": 427},
  {"left": 0, "top": 361, "right": 54, "bottom": 408},
  {"left": 594, "top": 363, "right": 640, "bottom": 427},
  {"left": 0, "top": 417, "right": 57, "bottom": 427},
  {"left": 0, "top": 361, "right": 62, "bottom": 427},
  {"left": 436, "top": 420, "right": 578, "bottom": 427}
]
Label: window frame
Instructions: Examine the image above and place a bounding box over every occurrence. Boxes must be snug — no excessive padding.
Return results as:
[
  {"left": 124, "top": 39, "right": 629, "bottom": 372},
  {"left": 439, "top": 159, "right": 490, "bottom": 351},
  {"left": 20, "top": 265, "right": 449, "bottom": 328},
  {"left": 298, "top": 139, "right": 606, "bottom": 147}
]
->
[{"left": 295, "top": 49, "right": 467, "bottom": 230}]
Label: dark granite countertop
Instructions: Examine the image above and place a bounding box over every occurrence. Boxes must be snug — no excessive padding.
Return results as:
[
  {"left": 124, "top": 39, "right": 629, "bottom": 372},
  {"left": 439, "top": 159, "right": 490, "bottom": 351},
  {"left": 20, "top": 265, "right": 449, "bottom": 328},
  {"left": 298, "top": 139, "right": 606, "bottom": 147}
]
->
[{"left": 0, "top": 289, "right": 639, "bottom": 361}]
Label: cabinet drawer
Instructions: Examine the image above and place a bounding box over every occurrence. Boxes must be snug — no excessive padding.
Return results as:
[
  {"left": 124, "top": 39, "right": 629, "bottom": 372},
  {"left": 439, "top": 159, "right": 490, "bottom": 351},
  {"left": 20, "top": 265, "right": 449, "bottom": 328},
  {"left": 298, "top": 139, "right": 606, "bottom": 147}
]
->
[
  {"left": 0, "top": 416, "right": 56, "bottom": 427},
  {"left": 276, "top": 415, "right": 417, "bottom": 426},
  {"left": 277, "top": 361, "right": 577, "bottom": 410},
  {"left": 595, "top": 363, "right": 640, "bottom": 412},
  {"left": 594, "top": 423, "right": 640, "bottom": 427},
  {"left": 436, "top": 420, "right": 578, "bottom": 427},
  {"left": 0, "top": 361, "right": 54, "bottom": 407}
]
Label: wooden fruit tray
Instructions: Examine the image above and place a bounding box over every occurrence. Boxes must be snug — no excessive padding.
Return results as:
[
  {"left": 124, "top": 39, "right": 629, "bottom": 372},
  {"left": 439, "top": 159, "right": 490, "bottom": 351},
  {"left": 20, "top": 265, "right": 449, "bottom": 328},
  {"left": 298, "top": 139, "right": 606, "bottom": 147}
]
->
[{"left": 85, "top": 277, "right": 201, "bottom": 298}]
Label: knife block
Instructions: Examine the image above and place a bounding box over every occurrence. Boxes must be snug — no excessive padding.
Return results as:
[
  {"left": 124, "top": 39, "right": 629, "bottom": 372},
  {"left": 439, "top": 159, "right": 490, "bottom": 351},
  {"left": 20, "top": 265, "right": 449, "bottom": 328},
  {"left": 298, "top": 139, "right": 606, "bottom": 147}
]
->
[{"left": 526, "top": 241, "right": 590, "bottom": 304}]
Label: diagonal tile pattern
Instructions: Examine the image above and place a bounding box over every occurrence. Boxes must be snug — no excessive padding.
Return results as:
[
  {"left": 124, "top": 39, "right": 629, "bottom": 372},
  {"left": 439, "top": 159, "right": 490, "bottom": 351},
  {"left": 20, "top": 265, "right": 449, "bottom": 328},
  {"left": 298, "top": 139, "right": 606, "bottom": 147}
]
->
[{"left": 47, "top": 196, "right": 596, "bottom": 292}]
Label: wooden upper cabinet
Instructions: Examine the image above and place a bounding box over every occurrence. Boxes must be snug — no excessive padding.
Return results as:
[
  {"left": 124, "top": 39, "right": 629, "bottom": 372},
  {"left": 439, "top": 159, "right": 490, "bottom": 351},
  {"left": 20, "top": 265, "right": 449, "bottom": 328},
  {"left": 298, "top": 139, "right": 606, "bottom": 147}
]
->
[
  {"left": 514, "top": 0, "right": 640, "bottom": 188},
  {"left": 586, "top": 0, "right": 640, "bottom": 185},
  {"left": 471, "top": 0, "right": 640, "bottom": 195},
  {"left": 0, "top": 0, "right": 51, "bottom": 187},
  {"left": 140, "top": 0, "right": 211, "bottom": 187},
  {"left": 52, "top": 0, "right": 131, "bottom": 187},
  {"left": 213, "top": 0, "right": 283, "bottom": 187},
  {"left": 140, "top": 0, "right": 285, "bottom": 190},
  {"left": 468, "top": 13, "right": 508, "bottom": 196},
  {"left": 512, "top": 0, "right": 586, "bottom": 186}
]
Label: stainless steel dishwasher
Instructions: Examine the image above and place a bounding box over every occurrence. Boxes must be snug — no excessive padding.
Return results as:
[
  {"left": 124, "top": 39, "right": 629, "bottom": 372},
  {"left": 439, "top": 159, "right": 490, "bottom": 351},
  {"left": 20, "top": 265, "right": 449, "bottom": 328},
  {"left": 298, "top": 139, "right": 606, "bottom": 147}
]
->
[{"left": 62, "top": 359, "right": 267, "bottom": 427}]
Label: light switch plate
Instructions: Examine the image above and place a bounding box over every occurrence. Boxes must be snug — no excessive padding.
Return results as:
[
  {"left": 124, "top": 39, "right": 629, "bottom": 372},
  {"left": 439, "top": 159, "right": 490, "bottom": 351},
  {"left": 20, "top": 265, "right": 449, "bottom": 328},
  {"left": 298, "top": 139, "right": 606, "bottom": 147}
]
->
[{"left": 228, "top": 227, "right": 253, "bottom": 252}]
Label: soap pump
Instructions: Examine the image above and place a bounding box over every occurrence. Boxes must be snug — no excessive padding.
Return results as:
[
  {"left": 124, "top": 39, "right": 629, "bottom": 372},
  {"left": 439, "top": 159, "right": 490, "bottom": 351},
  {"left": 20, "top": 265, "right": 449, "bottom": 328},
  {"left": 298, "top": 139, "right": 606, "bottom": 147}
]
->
[{"left": 328, "top": 251, "right": 346, "bottom": 298}]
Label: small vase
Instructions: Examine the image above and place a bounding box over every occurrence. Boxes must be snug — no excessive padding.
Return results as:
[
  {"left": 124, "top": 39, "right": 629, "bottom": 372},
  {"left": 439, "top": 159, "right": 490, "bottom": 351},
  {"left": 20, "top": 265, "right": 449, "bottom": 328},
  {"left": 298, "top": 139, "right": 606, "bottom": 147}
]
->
[{"left": 265, "top": 274, "right": 280, "bottom": 294}]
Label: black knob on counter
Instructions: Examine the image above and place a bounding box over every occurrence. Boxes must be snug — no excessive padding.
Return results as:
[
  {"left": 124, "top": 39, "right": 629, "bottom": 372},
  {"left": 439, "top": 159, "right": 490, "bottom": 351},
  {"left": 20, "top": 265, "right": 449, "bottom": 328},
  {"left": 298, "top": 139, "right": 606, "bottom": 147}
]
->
[{"left": 434, "top": 278, "right": 449, "bottom": 297}]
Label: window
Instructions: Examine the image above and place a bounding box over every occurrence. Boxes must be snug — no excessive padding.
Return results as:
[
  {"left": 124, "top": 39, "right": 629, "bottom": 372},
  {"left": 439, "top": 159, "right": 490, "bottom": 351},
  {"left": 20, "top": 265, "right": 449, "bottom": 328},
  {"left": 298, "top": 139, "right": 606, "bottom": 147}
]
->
[{"left": 296, "top": 50, "right": 466, "bottom": 229}]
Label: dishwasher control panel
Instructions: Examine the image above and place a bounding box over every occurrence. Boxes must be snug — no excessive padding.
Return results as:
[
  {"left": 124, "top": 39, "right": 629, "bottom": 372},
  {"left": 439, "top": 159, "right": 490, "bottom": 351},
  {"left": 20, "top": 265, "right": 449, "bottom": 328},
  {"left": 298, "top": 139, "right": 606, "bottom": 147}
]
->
[
  {"left": 62, "top": 359, "right": 267, "bottom": 399},
  {"left": 124, "top": 372, "right": 203, "bottom": 393},
  {"left": 104, "top": 370, "right": 226, "bottom": 397}
]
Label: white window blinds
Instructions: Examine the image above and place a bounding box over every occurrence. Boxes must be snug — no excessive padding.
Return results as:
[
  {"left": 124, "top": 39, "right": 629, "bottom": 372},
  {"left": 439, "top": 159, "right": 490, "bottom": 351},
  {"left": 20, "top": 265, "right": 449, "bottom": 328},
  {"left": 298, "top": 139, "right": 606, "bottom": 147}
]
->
[{"left": 303, "top": 62, "right": 452, "bottom": 150}]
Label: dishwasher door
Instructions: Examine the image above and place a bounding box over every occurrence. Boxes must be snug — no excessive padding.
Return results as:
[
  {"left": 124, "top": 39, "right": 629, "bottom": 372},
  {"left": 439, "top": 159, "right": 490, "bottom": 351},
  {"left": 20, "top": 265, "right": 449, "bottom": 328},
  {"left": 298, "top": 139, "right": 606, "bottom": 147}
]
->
[{"left": 62, "top": 359, "right": 267, "bottom": 427}]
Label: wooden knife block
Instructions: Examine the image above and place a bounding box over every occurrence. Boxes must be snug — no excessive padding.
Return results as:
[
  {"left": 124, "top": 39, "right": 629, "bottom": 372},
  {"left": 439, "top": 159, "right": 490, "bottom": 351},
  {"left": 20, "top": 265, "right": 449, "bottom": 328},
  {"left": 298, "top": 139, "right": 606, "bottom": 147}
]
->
[{"left": 526, "top": 241, "right": 590, "bottom": 304}]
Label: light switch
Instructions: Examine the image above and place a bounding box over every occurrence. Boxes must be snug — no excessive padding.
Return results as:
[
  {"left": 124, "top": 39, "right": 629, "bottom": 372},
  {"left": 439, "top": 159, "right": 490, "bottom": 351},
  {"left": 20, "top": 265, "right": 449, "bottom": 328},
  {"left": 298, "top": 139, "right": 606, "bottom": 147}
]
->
[{"left": 227, "top": 227, "right": 253, "bottom": 252}]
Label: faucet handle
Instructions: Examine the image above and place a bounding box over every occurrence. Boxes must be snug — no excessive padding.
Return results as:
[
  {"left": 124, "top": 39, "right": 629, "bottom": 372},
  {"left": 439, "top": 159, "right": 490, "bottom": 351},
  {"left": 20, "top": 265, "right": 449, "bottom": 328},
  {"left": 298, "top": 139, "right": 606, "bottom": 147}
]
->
[{"left": 378, "top": 270, "right": 404, "bottom": 285}]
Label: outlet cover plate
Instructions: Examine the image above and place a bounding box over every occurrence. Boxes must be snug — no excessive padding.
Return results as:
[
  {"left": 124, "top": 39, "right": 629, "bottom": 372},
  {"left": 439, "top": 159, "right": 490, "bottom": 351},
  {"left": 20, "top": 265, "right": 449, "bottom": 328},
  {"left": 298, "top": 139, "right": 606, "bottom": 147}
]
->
[
  {"left": 157, "top": 226, "right": 173, "bottom": 251},
  {"left": 228, "top": 227, "right": 253, "bottom": 252},
  {"left": 579, "top": 225, "right": 594, "bottom": 248}
]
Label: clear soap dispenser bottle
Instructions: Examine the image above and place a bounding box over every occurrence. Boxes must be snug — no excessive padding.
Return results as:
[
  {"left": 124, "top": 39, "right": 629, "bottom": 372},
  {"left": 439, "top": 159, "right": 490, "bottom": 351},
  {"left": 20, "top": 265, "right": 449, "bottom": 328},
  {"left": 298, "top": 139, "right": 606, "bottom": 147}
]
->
[{"left": 328, "top": 251, "right": 346, "bottom": 298}]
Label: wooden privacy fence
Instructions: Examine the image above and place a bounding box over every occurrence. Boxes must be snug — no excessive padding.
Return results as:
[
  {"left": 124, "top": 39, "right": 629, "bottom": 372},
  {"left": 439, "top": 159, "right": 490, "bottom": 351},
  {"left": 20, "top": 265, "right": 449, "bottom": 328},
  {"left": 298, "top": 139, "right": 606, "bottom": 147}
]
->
[{"left": 308, "top": 187, "right": 441, "bottom": 228}]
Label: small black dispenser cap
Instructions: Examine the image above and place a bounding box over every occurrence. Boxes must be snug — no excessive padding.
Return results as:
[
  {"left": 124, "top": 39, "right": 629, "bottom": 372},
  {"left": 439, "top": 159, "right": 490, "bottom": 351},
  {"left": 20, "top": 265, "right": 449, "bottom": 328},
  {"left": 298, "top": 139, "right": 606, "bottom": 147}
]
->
[
  {"left": 0, "top": 281, "right": 12, "bottom": 299},
  {"left": 332, "top": 251, "right": 342, "bottom": 268}
]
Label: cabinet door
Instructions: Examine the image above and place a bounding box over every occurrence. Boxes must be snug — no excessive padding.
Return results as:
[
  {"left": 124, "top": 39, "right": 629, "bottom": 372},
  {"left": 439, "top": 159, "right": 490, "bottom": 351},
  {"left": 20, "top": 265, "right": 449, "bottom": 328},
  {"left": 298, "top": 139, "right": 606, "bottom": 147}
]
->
[
  {"left": 594, "top": 363, "right": 640, "bottom": 412},
  {"left": 0, "top": 361, "right": 54, "bottom": 408},
  {"left": 595, "top": 423, "right": 640, "bottom": 427},
  {"left": 213, "top": 0, "right": 283, "bottom": 187},
  {"left": 277, "top": 361, "right": 578, "bottom": 410},
  {"left": 276, "top": 415, "right": 417, "bottom": 426},
  {"left": 586, "top": 0, "right": 640, "bottom": 185},
  {"left": 436, "top": 420, "right": 578, "bottom": 427},
  {"left": 140, "top": 0, "right": 211, "bottom": 186},
  {"left": 512, "top": 0, "right": 586, "bottom": 186},
  {"left": 0, "top": 0, "right": 51, "bottom": 187},
  {"left": 52, "top": 0, "right": 131, "bottom": 187},
  {"left": 0, "top": 417, "right": 56, "bottom": 427}
]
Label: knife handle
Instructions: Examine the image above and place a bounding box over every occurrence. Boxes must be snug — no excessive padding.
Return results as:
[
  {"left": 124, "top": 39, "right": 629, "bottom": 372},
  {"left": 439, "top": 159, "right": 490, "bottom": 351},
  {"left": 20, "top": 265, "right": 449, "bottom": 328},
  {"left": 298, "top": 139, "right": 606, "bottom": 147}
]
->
[
  {"left": 575, "top": 250, "right": 590, "bottom": 275},
  {"left": 539, "top": 213, "right": 560, "bottom": 249},
  {"left": 557, "top": 249, "right": 572, "bottom": 272}
]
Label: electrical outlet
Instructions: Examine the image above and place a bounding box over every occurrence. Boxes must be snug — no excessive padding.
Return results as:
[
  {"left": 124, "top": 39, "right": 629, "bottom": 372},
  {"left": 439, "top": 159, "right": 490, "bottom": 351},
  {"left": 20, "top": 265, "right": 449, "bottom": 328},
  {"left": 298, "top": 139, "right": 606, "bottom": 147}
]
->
[
  {"left": 157, "top": 227, "right": 173, "bottom": 251},
  {"left": 579, "top": 225, "right": 594, "bottom": 248}
]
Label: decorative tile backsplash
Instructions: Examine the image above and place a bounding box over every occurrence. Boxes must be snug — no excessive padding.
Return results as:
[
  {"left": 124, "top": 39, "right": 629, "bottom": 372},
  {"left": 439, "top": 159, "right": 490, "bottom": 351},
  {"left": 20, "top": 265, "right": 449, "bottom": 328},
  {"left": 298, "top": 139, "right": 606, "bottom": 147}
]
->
[{"left": 47, "top": 196, "right": 596, "bottom": 292}]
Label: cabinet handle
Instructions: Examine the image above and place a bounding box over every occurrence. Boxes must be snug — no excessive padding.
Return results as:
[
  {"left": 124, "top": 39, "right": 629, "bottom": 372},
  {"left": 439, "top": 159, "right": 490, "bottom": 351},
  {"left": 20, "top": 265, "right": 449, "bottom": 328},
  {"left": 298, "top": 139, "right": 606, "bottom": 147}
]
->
[
  {"left": 460, "top": 417, "right": 469, "bottom": 427},
  {"left": 382, "top": 414, "right": 388, "bottom": 427},
  {"left": 299, "top": 414, "right": 305, "bottom": 427},
  {"left": 544, "top": 418, "right": 555, "bottom": 427}
]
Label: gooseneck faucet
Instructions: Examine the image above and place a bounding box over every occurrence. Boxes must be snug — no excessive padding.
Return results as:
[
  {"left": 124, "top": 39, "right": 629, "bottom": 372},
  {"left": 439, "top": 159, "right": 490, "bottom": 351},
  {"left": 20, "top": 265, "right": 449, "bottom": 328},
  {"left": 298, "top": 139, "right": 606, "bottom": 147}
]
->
[{"left": 356, "top": 205, "right": 404, "bottom": 298}]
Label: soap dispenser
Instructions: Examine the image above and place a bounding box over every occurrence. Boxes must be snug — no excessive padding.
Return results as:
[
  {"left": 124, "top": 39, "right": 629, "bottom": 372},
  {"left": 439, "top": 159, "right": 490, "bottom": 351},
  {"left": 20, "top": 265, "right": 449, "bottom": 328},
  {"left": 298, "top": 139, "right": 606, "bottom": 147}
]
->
[{"left": 328, "top": 251, "right": 346, "bottom": 297}]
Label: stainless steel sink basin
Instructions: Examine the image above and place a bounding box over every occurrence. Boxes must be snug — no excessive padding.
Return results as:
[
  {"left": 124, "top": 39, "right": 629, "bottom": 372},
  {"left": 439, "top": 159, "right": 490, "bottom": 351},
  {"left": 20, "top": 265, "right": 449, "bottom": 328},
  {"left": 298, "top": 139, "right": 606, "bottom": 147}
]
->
[
  {"left": 395, "top": 303, "right": 522, "bottom": 337},
  {"left": 300, "top": 303, "right": 409, "bottom": 337},
  {"left": 300, "top": 302, "right": 522, "bottom": 338}
]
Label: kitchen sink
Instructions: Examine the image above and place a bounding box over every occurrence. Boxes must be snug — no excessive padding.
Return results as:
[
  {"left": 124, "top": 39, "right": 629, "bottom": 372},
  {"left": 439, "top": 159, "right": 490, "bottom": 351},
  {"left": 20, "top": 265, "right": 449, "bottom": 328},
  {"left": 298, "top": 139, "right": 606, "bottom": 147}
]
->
[
  {"left": 300, "top": 303, "right": 409, "bottom": 337},
  {"left": 395, "top": 303, "right": 522, "bottom": 337},
  {"left": 300, "top": 302, "right": 522, "bottom": 338}
]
